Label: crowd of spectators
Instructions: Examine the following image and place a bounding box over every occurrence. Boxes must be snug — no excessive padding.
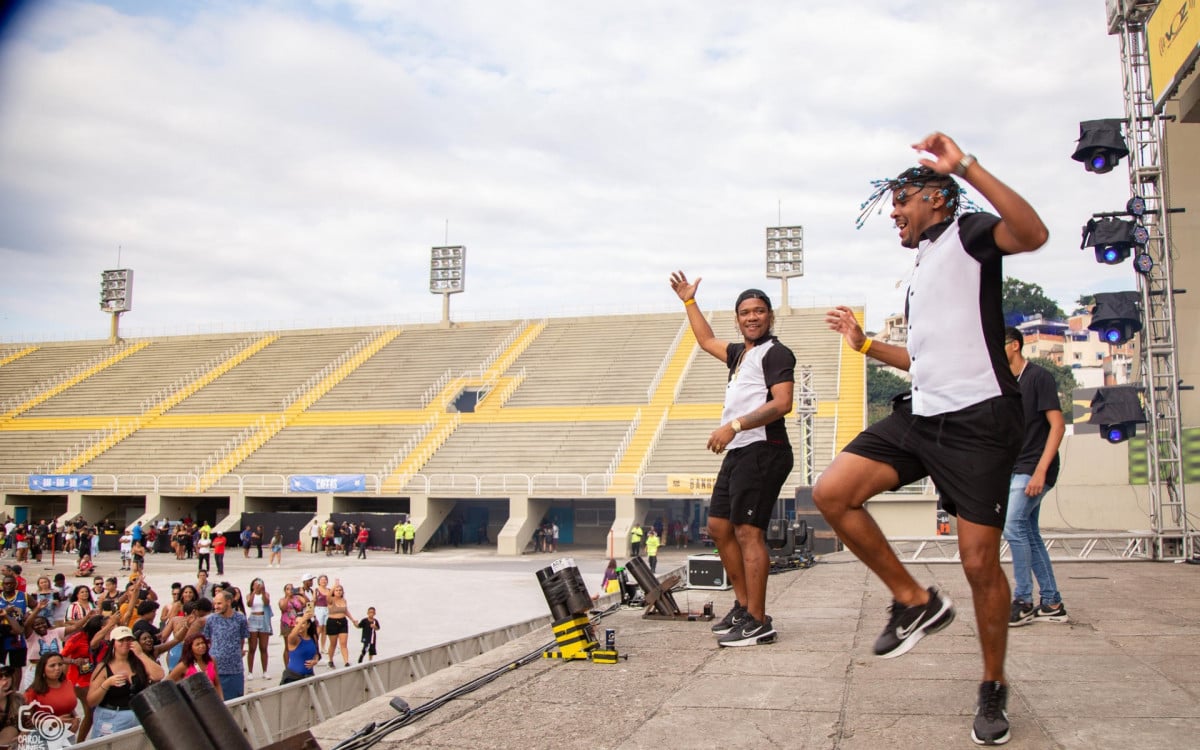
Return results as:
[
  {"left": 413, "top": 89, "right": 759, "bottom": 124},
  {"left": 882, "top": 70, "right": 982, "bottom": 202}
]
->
[{"left": 0, "top": 515, "right": 378, "bottom": 748}]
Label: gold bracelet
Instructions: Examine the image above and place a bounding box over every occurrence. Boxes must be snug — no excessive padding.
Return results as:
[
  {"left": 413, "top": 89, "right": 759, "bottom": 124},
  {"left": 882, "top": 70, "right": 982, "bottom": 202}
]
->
[
  {"left": 858, "top": 338, "right": 873, "bottom": 355},
  {"left": 684, "top": 298, "right": 696, "bottom": 307}
]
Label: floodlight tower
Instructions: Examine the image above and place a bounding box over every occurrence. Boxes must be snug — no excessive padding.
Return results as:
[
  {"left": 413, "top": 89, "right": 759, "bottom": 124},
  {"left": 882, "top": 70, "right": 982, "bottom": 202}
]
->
[
  {"left": 765, "top": 225, "right": 803, "bottom": 316},
  {"left": 429, "top": 245, "right": 465, "bottom": 328},
  {"left": 99, "top": 269, "right": 133, "bottom": 343}
]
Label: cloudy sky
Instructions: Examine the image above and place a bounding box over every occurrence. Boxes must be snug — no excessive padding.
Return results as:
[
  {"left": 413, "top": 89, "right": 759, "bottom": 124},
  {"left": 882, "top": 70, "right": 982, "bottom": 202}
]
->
[{"left": 0, "top": 0, "right": 1137, "bottom": 343}]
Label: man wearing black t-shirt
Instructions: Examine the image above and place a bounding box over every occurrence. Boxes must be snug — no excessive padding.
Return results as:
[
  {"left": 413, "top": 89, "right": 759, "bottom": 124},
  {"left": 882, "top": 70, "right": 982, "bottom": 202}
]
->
[
  {"left": 1002, "top": 328, "right": 1067, "bottom": 627},
  {"left": 670, "top": 274, "right": 794, "bottom": 648},
  {"left": 822, "top": 132, "right": 1049, "bottom": 746}
]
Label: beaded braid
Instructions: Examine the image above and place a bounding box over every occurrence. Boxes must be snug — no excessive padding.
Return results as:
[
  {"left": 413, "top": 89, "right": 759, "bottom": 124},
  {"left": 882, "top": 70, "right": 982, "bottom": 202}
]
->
[{"left": 856, "top": 166, "right": 983, "bottom": 229}]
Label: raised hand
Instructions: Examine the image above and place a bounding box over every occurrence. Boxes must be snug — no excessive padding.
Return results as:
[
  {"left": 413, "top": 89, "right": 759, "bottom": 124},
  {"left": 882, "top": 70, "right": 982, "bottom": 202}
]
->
[
  {"left": 911, "top": 132, "right": 965, "bottom": 175},
  {"left": 670, "top": 271, "right": 701, "bottom": 303},
  {"left": 824, "top": 306, "right": 867, "bottom": 350}
]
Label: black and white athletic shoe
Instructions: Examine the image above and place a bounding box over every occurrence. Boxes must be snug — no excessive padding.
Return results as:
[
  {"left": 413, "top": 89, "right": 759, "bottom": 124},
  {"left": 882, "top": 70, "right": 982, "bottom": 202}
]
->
[
  {"left": 711, "top": 601, "right": 748, "bottom": 635},
  {"left": 1008, "top": 600, "right": 1036, "bottom": 627},
  {"left": 717, "top": 614, "right": 776, "bottom": 647},
  {"left": 971, "top": 680, "right": 1011, "bottom": 745},
  {"left": 1033, "top": 602, "right": 1069, "bottom": 623},
  {"left": 873, "top": 586, "right": 955, "bottom": 658}
]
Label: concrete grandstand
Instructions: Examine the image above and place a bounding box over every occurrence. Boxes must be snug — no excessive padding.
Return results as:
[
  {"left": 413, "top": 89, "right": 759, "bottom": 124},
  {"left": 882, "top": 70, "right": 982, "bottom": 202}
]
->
[{"left": 0, "top": 309, "right": 864, "bottom": 554}]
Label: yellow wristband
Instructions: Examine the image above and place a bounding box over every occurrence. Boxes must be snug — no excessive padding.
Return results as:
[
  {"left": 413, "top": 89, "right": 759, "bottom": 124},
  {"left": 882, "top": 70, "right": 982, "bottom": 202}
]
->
[
  {"left": 858, "top": 338, "right": 872, "bottom": 355},
  {"left": 684, "top": 298, "right": 696, "bottom": 307}
]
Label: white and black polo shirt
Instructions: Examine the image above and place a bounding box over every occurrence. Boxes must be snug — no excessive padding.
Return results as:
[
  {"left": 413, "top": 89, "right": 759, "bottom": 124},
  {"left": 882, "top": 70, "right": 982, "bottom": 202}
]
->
[
  {"left": 721, "top": 336, "right": 795, "bottom": 450},
  {"left": 906, "top": 213, "right": 1019, "bottom": 417}
]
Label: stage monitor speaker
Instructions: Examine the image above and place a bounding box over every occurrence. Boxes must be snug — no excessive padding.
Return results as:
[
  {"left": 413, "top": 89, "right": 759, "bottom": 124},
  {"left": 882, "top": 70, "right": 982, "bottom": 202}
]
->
[{"left": 687, "top": 553, "right": 730, "bottom": 590}]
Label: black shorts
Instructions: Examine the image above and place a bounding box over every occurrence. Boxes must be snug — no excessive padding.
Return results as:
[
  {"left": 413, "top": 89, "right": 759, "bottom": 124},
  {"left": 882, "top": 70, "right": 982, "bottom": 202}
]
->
[
  {"left": 325, "top": 618, "right": 348, "bottom": 636},
  {"left": 360, "top": 642, "right": 377, "bottom": 656},
  {"left": 710, "top": 441, "right": 794, "bottom": 530},
  {"left": 4, "top": 647, "right": 27, "bottom": 668},
  {"left": 843, "top": 394, "right": 1022, "bottom": 528}
]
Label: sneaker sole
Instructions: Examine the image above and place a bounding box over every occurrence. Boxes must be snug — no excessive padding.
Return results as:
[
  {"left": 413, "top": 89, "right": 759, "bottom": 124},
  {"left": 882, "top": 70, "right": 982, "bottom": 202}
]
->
[
  {"left": 876, "top": 595, "right": 956, "bottom": 660},
  {"left": 1008, "top": 614, "right": 1035, "bottom": 628},
  {"left": 1035, "top": 614, "right": 1069, "bottom": 623},
  {"left": 971, "top": 726, "right": 1011, "bottom": 745},
  {"left": 717, "top": 629, "right": 777, "bottom": 647}
]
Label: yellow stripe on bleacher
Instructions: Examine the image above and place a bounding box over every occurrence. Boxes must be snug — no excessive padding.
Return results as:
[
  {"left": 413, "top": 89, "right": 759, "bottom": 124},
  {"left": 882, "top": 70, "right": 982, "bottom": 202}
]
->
[
  {"left": 833, "top": 309, "right": 868, "bottom": 452},
  {"left": 607, "top": 324, "right": 698, "bottom": 493},
  {"left": 0, "top": 346, "right": 38, "bottom": 368},
  {"left": 2, "top": 341, "right": 151, "bottom": 422}
]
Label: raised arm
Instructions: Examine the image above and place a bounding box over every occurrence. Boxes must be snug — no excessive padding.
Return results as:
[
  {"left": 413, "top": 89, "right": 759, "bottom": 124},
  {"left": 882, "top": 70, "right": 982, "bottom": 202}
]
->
[
  {"left": 670, "top": 271, "right": 729, "bottom": 361},
  {"left": 912, "top": 132, "right": 1049, "bottom": 254},
  {"left": 826, "top": 306, "right": 911, "bottom": 372}
]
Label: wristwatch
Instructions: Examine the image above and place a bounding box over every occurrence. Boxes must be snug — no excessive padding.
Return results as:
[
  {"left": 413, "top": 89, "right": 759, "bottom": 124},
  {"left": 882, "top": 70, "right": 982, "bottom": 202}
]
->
[
  {"left": 954, "top": 153, "right": 976, "bottom": 178},
  {"left": 731, "top": 419, "right": 743, "bottom": 434}
]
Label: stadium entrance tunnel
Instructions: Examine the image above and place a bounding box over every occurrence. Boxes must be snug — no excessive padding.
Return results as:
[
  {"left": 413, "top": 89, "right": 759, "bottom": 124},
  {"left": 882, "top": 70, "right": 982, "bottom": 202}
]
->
[
  {"left": 2, "top": 493, "right": 68, "bottom": 527},
  {"left": 426, "top": 498, "right": 508, "bottom": 549}
]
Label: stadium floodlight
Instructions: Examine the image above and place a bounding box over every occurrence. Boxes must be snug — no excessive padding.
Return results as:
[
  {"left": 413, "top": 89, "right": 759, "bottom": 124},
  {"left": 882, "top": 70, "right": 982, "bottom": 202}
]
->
[
  {"left": 1071, "top": 119, "right": 1128, "bottom": 174},
  {"left": 1087, "top": 291, "right": 1142, "bottom": 346},
  {"left": 765, "top": 225, "right": 803, "bottom": 315},
  {"left": 1081, "top": 217, "right": 1147, "bottom": 266},
  {"left": 99, "top": 268, "right": 134, "bottom": 343},
  {"left": 430, "top": 245, "right": 465, "bottom": 326},
  {"left": 99, "top": 269, "right": 134, "bottom": 313},
  {"left": 1088, "top": 386, "right": 1146, "bottom": 444}
]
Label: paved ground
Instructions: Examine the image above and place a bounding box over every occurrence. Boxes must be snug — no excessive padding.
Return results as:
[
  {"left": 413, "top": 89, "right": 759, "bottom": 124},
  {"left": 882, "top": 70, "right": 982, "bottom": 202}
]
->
[{"left": 306, "top": 551, "right": 1200, "bottom": 750}]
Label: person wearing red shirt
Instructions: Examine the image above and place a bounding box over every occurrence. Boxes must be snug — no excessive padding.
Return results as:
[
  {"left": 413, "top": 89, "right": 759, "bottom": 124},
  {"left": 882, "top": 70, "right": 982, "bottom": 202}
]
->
[
  {"left": 212, "top": 534, "right": 227, "bottom": 576},
  {"left": 355, "top": 526, "right": 370, "bottom": 560},
  {"left": 23, "top": 653, "right": 80, "bottom": 737}
]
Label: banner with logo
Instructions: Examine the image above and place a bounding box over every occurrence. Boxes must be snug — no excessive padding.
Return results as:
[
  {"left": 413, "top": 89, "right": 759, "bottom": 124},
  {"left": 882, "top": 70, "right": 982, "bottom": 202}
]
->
[
  {"left": 288, "top": 474, "right": 367, "bottom": 493},
  {"left": 27, "top": 475, "right": 93, "bottom": 491}
]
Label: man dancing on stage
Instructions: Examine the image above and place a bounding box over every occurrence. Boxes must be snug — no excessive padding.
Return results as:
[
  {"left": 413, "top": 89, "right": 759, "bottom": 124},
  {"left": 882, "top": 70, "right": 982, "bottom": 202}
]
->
[
  {"left": 819, "top": 132, "right": 1048, "bottom": 745},
  {"left": 670, "top": 276, "right": 794, "bottom": 647}
]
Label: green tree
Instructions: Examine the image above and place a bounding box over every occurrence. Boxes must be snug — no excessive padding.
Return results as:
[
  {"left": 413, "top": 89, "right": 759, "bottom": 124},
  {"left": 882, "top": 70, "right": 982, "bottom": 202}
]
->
[
  {"left": 1029, "top": 357, "right": 1080, "bottom": 424},
  {"left": 1074, "top": 294, "right": 1095, "bottom": 315},
  {"left": 1003, "top": 277, "right": 1065, "bottom": 321},
  {"left": 867, "top": 365, "right": 910, "bottom": 424}
]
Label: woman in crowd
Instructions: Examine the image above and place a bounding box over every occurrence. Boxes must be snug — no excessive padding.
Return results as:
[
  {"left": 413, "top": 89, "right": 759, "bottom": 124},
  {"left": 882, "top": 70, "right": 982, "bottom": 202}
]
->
[
  {"left": 23, "top": 653, "right": 80, "bottom": 738},
  {"left": 164, "top": 586, "right": 198, "bottom": 670},
  {"left": 66, "top": 585, "right": 94, "bottom": 624},
  {"left": 280, "top": 607, "right": 320, "bottom": 685},
  {"left": 268, "top": 528, "right": 284, "bottom": 568},
  {"left": 324, "top": 583, "right": 354, "bottom": 668},
  {"left": 312, "top": 575, "right": 331, "bottom": 644},
  {"left": 245, "top": 578, "right": 272, "bottom": 681},
  {"left": 0, "top": 666, "right": 22, "bottom": 749},
  {"left": 278, "top": 583, "right": 308, "bottom": 666},
  {"left": 61, "top": 614, "right": 105, "bottom": 743},
  {"left": 86, "top": 625, "right": 164, "bottom": 738},
  {"left": 167, "top": 633, "right": 223, "bottom": 700}
]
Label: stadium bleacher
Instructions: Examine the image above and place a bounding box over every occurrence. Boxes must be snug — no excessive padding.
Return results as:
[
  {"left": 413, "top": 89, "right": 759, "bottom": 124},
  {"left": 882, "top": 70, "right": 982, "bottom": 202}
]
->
[{"left": 0, "top": 308, "right": 862, "bottom": 550}]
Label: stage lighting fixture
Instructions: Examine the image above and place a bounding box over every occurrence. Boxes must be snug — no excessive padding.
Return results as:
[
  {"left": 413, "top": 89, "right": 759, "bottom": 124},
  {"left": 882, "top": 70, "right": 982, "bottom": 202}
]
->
[
  {"left": 1071, "top": 119, "right": 1128, "bottom": 174},
  {"left": 1087, "top": 291, "right": 1142, "bottom": 346},
  {"left": 1088, "top": 386, "right": 1146, "bottom": 444},
  {"left": 1126, "top": 195, "right": 1146, "bottom": 217},
  {"left": 1081, "top": 217, "right": 1146, "bottom": 266},
  {"left": 1134, "top": 251, "right": 1155, "bottom": 275}
]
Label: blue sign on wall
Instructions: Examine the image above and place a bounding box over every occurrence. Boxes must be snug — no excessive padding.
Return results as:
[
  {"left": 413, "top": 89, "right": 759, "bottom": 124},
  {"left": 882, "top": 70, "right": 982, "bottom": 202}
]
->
[
  {"left": 288, "top": 475, "right": 367, "bottom": 493},
  {"left": 28, "top": 475, "right": 93, "bottom": 491}
]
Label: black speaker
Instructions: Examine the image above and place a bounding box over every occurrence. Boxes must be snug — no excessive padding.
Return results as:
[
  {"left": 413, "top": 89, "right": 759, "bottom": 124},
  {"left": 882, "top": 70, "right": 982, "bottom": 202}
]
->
[{"left": 687, "top": 553, "right": 730, "bottom": 590}]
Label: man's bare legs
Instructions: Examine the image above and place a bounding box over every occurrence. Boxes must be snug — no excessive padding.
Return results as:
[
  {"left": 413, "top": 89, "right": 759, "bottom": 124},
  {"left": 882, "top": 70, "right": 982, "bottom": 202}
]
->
[
  {"left": 709, "top": 517, "right": 770, "bottom": 622},
  {"left": 813, "top": 452, "right": 929, "bottom": 608},
  {"left": 958, "top": 518, "right": 1009, "bottom": 683}
]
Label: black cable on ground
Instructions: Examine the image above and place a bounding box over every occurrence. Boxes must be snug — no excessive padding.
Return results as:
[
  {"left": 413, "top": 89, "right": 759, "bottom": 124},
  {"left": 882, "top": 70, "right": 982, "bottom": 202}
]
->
[{"left": 331, "top": 603, "right": 622, "bottom": 750}]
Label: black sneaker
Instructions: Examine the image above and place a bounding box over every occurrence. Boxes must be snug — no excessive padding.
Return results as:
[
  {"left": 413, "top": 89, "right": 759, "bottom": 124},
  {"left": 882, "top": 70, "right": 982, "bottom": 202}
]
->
[
  {"left": 717, "top": 614, "right": 776, "bottom": 647},
  {"left": 1008, "top": 600, "right": 1035, "bottom": 628},
  {"left": 1034, "top": 602, "right": 1069, "bottom": 623},
  {"left": 711, "top": 601, "right": 748, "bottom": 635},
  {"left": 873, "top": 586, "right": 955, "bottom": 658},
  {"left": 971, "top": 681, "right": 1011, "bottom": 745}
]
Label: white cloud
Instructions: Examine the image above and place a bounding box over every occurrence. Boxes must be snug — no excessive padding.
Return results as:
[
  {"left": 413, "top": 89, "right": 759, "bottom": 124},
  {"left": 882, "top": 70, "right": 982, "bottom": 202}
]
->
[{"left": 0, "top": 0, "right": 1136, "bottom": 342}]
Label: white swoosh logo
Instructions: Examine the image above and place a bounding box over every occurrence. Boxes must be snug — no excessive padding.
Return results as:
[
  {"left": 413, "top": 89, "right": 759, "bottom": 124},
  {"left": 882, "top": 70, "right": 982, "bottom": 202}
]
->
[{"left": 896, "top": 618, "right": 922, "bottom": 639}]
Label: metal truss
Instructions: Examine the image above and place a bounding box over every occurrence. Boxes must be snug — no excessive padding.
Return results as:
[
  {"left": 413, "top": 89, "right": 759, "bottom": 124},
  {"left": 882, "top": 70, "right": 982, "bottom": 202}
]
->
[
  {"left": 886, "top": 533, "right": 1156, "bottom": 564},
  {"left": 794, "top": 365, "right": 817, "bottom": 486},
  {"left": 1111, "top": 1, "right": 1192, "bottom": 560}
]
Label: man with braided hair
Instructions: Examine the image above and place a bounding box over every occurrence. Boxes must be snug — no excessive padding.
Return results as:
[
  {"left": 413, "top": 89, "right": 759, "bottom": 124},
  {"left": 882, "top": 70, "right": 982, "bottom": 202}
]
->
[{"left": 819, "top": 132, "right": 1048, "bottom": 746}]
